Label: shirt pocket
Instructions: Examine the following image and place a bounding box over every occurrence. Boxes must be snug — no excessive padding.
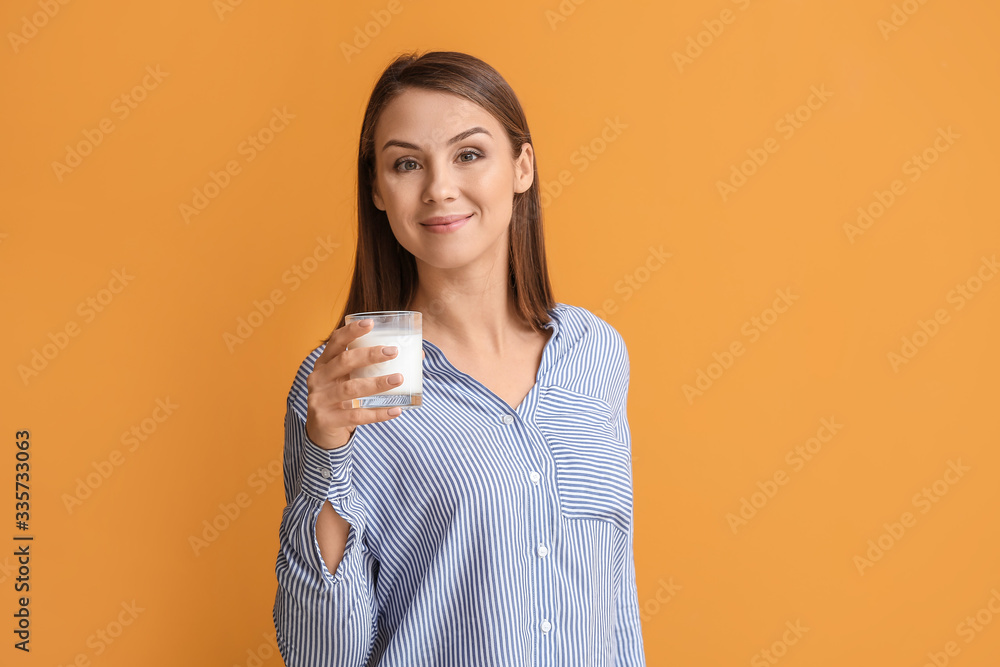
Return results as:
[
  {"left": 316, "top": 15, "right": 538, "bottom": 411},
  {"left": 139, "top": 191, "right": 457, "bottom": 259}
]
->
[{"left": 534, "top": 384, "right": 633, "bottom": 533}]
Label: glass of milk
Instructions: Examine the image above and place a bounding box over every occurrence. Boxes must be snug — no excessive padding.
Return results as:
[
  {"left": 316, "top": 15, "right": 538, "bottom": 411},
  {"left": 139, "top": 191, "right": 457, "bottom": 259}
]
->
[{"left": 344, "top": 310, "right": 422, "bottom": 410}]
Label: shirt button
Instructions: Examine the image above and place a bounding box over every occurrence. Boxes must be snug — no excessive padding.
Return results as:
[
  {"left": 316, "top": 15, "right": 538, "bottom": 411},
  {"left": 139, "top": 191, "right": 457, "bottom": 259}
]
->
[
  {"left": 540, "top": 619, "right": 551, "bottom": 633},
  {"left": 528, "top": 471, "right": 541, "bottom": 484},
  {"left": 319, "top": 468, "right": 332, "bottom": 480},
  {"left": 501, "top": 414, "right": 514, "bottom": 425},
  {"left": 537, "top": 544, "right": 549, "bottom": 558}
]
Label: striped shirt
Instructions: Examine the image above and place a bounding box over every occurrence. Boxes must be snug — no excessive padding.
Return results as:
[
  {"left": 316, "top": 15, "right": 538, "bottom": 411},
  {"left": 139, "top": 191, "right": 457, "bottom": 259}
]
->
[{"left": 273, "top": 302, "right": 645, "bottom": 666}]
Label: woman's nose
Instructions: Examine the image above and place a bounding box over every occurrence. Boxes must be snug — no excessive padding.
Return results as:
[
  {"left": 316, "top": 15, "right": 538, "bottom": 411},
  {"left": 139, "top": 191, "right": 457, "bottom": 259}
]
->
[{"left": 423, "top": 162, "right": 459, "bottom": 202}]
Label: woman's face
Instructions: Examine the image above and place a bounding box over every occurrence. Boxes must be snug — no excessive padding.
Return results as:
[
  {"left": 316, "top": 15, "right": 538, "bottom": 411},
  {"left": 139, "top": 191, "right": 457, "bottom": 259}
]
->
[{"left": 371, "top": 87, "right": 533, "bottom": 273}]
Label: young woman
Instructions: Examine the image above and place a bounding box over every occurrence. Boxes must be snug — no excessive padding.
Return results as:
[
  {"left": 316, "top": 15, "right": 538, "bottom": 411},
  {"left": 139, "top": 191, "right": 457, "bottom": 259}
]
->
[{"left": 273, "top": 50, "right": 645, "bottom": 666}]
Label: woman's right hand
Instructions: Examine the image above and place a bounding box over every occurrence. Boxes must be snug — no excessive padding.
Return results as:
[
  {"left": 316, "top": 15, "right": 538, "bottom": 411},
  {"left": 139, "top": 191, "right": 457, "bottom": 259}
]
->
[{"left": 305, "top": 318, "right": 412, "bottom": 450}]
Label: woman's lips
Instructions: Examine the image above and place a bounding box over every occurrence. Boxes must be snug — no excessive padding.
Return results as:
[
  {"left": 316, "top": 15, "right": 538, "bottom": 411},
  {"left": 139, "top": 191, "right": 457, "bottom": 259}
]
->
[{"left": 420, "top": 213, "right": 471, "bottom": 233}]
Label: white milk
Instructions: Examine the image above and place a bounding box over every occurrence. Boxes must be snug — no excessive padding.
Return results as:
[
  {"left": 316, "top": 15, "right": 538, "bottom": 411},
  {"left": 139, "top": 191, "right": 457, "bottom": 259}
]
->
[{"left": 347, "top": 329, "right": 423, "bottom": 397}]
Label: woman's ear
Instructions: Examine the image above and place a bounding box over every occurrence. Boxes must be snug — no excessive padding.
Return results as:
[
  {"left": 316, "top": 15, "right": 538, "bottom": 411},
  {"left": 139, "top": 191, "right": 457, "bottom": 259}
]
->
[
  {"left": 513, "top": 142, "right": 534, "bottom": 194},
  {"left": 372, "top": 183, "right": 385, "bottom": 211}
]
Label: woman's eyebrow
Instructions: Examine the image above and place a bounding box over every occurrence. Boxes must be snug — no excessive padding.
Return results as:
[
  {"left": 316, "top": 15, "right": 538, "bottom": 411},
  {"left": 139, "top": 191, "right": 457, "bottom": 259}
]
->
[{"left": 381, "top": 126, "right": 492, "bottom": 152}]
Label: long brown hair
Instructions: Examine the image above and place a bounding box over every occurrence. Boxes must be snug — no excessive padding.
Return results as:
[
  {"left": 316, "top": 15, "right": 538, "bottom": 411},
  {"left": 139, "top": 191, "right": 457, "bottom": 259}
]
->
[{"left": 321, "top": 50, "right": 555, "bottom": 346}]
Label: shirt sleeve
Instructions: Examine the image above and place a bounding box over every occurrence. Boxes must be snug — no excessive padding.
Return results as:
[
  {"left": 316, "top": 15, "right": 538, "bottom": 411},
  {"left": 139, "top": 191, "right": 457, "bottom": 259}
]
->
[
  {"left": 610, "top": 341, "right": 647, "bottom": 665},
  {"left": 615, "top": 506, "right": 647, "bottom": 664},
  {"left": 273, "top": 398, "right": 380, "bottom": 667}
]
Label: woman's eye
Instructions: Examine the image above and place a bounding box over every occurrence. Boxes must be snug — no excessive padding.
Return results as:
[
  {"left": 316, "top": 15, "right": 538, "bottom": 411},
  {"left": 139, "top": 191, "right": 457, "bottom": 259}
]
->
[
  {"left": 394, "top": 150, "right": 483, "bottom": 172},
  {"left": 458, "top": 149, "right": 483, "bottom": 162}
]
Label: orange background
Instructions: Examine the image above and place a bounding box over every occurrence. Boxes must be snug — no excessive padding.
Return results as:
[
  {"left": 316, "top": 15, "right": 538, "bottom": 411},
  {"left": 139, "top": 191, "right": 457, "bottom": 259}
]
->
[{"left": 2, "top": 0, "right": 999, "bottom": 665}]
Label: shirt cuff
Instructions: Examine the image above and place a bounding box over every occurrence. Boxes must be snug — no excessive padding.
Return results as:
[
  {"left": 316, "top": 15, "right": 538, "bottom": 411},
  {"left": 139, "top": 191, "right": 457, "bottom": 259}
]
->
[{"left": 299, "top": 426, "right": 359, "bottom": 501}]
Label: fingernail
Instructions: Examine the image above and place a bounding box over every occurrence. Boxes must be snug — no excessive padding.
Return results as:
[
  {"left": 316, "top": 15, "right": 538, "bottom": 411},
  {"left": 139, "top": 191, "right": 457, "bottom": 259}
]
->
[
  {"left": 388, "top": 407, "right": 402, "bottom": 416},
  {"left": 389, "top": 373, "right": 403, "bottom": 383},
  {"left": 383, "top": 346, "right": 398, "bottom": 355},
  {"left": 360, "top": 319, "right": 373, "bottom": 327}
]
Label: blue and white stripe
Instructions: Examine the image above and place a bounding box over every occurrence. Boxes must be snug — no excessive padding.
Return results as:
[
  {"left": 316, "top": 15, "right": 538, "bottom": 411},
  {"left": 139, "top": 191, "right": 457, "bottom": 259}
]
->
[{"left": 273, "top": 302, "right": 646, "bottom": 666}]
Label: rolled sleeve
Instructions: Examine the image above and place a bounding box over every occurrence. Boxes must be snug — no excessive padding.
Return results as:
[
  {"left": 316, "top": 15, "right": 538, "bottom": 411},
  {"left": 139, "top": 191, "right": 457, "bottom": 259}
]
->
[
  {"left": 299, "top": 421, "right": 358, "bottom": 500},
  {"left": 274, "top": 398, "right": 378, "bottom": 666}
]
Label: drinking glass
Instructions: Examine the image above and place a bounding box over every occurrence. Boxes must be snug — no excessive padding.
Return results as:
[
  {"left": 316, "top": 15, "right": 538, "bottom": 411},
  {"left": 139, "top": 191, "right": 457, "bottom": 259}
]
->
[{"left": 344, "top": 311, "right": 423, "bottom": 409}]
